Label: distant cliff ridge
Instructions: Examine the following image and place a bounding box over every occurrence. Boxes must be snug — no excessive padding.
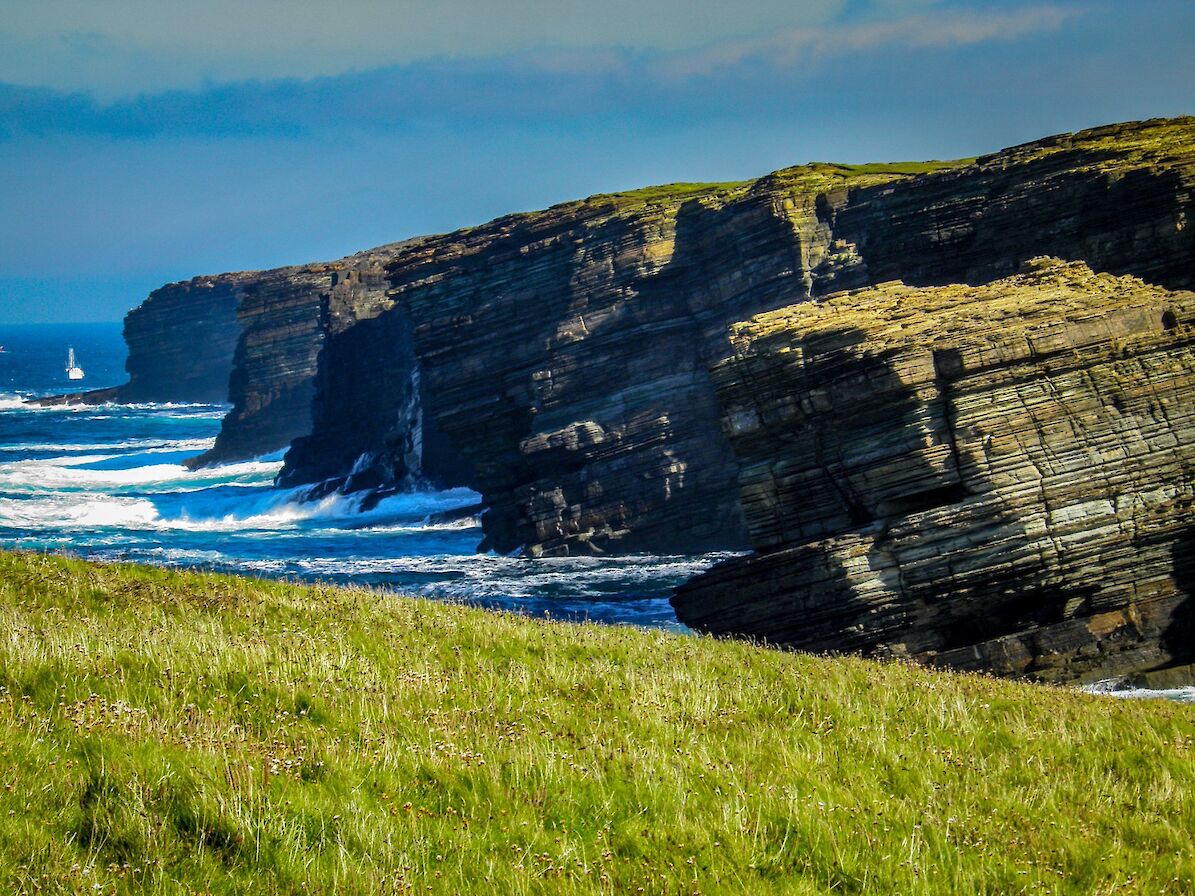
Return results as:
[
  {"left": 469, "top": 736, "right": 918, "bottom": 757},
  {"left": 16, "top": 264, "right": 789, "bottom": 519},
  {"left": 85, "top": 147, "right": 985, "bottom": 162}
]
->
[
  {"left": 672, "top": 259, "right": 1195, "bottom": 685},
  {"left": 33, "top": 275, "right": 243, "bottom": 407}
]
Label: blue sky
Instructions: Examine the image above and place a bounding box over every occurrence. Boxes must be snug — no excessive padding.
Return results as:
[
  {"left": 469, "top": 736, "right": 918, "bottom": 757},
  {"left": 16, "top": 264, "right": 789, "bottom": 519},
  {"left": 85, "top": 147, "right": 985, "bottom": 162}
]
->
[{"left": 0, "top": 0, "right": 1191, "bottom": 323}]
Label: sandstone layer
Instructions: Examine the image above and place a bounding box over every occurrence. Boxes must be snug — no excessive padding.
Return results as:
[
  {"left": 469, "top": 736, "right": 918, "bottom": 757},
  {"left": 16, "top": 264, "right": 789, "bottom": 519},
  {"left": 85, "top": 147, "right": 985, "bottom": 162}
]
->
[
  {"left": 294, "top": 116, "right": 1192, "bottom": 557},
  {"left": 672, "top": 259, "right": 1194, "bottom": 684}
]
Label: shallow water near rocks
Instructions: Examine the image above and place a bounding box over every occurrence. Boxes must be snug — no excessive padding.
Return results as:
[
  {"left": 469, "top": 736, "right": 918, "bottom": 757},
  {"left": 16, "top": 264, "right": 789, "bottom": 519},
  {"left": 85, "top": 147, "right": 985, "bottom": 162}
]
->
[{"left": 0, "top": 323, "right": 731, "bottom": 629}]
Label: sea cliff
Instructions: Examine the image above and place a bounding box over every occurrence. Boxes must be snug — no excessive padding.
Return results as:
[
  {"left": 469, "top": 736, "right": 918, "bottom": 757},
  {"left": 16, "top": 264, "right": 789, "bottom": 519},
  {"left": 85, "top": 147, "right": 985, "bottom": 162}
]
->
[
  {"left": 287, "top": 116, "right": 1192, "bottom": 560},
  {"left": 276, "top": 239, "right": 470, "bottom": 494},
  {"left": 33, "top": 275, "right": 243, "bottom": 406},
  {"left": 189, "top": 242, "right": 417, "bottom": 467},
  {"left": 34, "top": 116, "right": 1194, "bottom": 683},
  {"left": 672, "top": 259, "right": 1194, "bottom": 684}
]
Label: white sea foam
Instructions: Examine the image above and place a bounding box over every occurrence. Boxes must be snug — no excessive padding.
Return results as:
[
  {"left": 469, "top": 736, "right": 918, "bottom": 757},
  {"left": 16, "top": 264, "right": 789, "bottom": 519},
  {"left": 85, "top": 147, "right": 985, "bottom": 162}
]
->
[
  {"left": 229, "top": 552, "right": 733, "bottom": 599},
  {"left": 0, "top": 387, "right": 707, "bottom": 627},
  {"left": 0, "top": 437, "right": 216, "bottom": 455},
  {"left": 0, "top": 394, "right": 227, "bottom": 418},
  {"left": 0, "top": 452, "right": 280, "bottom": 493},
  {"left": 0, "top": 480, "right": 482, "bottom": 534},
  {"left": 1081, "top": 680, "right": 1195, "bottom": 704}
]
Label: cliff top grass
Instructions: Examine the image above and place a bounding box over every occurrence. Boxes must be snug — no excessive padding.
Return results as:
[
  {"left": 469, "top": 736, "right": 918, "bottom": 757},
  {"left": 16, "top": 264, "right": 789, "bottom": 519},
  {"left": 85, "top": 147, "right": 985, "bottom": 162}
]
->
[
  {"left": 727, "top": 258, "right": 1194, "bottom": 359},
  {"left": 596, "top": 180, "right": 751, "bottom": 206},
  {"left": 1, "top": 551, "right": 1192, "bottom": 895},
  {"left": 976, "top": 115, "right": 1195, "bottom": 171}
]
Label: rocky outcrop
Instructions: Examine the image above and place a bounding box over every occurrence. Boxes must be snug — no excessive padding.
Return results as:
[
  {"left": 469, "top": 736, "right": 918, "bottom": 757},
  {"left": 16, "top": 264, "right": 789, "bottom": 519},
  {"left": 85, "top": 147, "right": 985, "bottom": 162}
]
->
[
  {"left": 830, "top": 118, "right": 1195, "bottom": 293},
  {"left": 672, "top": 259, "right": 1195, "bottom": 684},
  {"left": 189, "top": 242, "right": 413, "bottom": 468},
  {"left": 277, "top": 246, "right": 471, "bottom": 494},
  {"left": 333, "top": 116, "right": 1187, "bottom": 557},
  {"left": 33, "top": 275, "right": 244, "bottom": 406},
  {"left": 121, "top": 276, "right": 246, "bottom": 403}
]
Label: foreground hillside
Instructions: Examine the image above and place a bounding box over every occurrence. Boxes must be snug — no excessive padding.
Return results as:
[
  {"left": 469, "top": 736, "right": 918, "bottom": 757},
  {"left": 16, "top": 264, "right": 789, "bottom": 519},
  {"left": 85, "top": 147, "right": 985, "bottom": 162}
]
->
[{"left": 0, "top": 553, "right": 1191, "bottom": 895}]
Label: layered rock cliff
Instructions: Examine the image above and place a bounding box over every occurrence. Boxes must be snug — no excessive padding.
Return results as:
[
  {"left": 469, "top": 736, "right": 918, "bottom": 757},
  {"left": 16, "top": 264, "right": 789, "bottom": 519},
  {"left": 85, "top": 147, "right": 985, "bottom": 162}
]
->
[
  {"left": 301, "top": 165, "right": 970, "bottom": 555},
  {"left": 277, "top": 244, "right": 470, "bottom": 494},
  {"left": 672, "top": 259, "right": 1194, "bottom": 684},
  {"left": 291, "top": 116, "right": 1191, "bottom": 557},
  {"left": 189, "top": 242, "right": 413, "bottom": 468},
  {"left": 33, "top": 275, "right": 244, "bottom": 406}
]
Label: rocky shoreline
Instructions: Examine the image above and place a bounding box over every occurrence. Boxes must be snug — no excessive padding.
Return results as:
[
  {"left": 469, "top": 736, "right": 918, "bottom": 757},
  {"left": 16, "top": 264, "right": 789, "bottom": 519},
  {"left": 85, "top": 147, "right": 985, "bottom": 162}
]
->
[{"left": 41, "top": 115, "right": 1195, "bottom": 684}]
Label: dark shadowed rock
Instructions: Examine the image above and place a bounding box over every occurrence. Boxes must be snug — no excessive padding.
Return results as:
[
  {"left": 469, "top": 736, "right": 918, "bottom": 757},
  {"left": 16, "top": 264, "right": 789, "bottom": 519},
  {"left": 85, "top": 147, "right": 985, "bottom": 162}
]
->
[
  {"left": 188, "top": 242, "right": 416, "bottom": 468},
  {"left": 277, "top": 240, "right": 472, "bottom": 492}
]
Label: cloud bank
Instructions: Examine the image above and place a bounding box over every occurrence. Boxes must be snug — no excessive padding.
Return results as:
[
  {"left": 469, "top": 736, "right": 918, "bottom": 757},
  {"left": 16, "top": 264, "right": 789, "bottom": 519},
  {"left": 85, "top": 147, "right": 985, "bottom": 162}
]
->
[{"left": 0, "top": 5, "right": 1079, "bottom": 140}]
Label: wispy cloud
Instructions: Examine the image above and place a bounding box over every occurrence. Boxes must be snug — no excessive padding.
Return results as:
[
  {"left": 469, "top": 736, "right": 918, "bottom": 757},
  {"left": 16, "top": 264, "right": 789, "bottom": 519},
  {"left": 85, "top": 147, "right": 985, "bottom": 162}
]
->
[
  {"left": 0, "top": 0, "right": 843, "bottom": 96},
  {"left": 659, "top": 5, "right": 1078, "bottom": 77},
  {"left": 0, "top": 4, "right": 1079, "bottom": 141}
]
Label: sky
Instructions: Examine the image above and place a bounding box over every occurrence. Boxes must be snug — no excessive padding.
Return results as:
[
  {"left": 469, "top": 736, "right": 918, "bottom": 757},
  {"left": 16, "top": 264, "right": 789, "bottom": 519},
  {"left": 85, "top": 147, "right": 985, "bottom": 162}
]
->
[{"left": 0, "top": 0, "right": 1192, "bottom": 323}]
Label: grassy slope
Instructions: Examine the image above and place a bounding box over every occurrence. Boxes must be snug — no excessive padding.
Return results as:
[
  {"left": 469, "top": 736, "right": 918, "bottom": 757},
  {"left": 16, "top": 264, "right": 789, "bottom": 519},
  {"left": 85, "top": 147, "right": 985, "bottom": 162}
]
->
[{"left": 0, "top": 552, "right": 1191, "bottom": 895}]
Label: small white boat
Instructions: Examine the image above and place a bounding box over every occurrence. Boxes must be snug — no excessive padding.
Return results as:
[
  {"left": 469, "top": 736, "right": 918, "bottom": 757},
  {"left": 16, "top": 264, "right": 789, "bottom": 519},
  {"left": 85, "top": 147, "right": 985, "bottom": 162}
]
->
[{"left": 66, "top": 347, "right": 85, "bottom": 380}]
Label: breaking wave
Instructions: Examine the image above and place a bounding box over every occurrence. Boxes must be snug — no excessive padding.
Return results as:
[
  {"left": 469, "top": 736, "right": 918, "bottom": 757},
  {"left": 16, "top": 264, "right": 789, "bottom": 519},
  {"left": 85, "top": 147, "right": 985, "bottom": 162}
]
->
[{"left": 0, "top": 387, "right": 721, "bottom": 628}]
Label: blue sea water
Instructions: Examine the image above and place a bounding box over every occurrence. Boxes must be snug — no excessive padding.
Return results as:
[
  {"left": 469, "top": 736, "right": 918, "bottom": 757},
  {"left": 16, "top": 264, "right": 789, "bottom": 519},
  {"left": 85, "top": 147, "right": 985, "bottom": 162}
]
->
[{"left": 0, "top": 323, "right": 731, "bottom": 628}]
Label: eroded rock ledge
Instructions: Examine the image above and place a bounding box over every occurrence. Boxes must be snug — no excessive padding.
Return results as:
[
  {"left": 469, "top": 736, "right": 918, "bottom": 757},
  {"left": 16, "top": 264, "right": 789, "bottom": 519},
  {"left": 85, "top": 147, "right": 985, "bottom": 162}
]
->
[{"left": 672, "top": 259, "right": 1195, "bottom": 684}]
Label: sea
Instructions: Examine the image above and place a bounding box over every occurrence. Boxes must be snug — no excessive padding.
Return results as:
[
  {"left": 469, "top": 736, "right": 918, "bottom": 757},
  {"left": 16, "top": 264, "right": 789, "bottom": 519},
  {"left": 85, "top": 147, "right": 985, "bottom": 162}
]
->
[{"left": 0, "top": 322, "right": 732, "bottom": 630}]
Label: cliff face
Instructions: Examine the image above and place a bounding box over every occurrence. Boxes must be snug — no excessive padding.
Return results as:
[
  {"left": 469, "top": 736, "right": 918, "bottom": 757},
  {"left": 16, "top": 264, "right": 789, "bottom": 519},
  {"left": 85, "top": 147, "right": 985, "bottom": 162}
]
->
[
  {"left": 347, "top": 166, "right": 958, "bottom": 556},
  {"left": 312, "top": 116, "right": 1187, "bottom": 557},
  {"left": 120, "top": 277, "right": 245, "bottom": 403},
  {"left": 277, "top": 244, "right": 470, "bottom": 493},
  {"left": 33, "top": 275, "right": 244, "bottom": 406},
  {"left": 189, "top": 243, "right": 411, "bottom": 468},
  {"left": 672, "top": 259, "right": 1195, "bottom": 684}
]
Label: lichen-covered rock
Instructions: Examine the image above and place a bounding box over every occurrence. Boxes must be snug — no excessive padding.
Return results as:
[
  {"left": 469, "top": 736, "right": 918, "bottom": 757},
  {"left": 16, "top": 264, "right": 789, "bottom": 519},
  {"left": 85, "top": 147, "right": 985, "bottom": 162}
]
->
[{"left": 672, "top": 259, "right": 1195, "bottom": 684}]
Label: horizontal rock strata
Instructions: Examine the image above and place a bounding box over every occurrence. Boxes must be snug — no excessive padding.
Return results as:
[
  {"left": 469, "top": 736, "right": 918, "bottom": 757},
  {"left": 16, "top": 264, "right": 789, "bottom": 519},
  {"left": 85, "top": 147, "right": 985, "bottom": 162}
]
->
[
  {"left": 672, "top": 259, "right": 1195, "bottom": 684},
  {"left": 368, "top": 164, "right": 981, "bottom": 556},
  {"left": 189, "top": 242, "right": 413, "bottom": 468},
  {"left": 835, "top": 118, "right": 1195, "bottom": 293}
]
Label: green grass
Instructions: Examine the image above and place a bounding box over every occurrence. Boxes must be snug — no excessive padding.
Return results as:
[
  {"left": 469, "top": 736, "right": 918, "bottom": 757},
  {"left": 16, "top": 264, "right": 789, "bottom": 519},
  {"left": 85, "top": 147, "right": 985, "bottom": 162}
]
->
[
  {"left": 0, "top": 551, "right": 1191, "bottom": 895},
  {"left": 589, "top": 181, "right": 751, "bottom": 207}
]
